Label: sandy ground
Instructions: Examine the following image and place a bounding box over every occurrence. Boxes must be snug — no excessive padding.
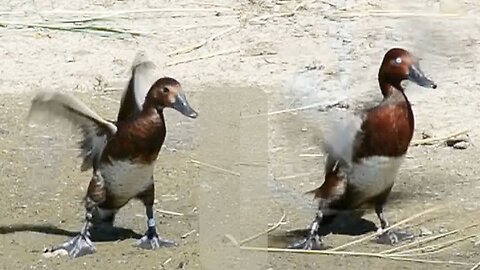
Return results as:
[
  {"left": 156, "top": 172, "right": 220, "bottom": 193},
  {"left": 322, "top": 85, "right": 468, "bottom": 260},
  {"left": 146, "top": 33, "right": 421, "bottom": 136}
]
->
[{"left": 1, "top": 0, "right": 480, "bottom": 269}]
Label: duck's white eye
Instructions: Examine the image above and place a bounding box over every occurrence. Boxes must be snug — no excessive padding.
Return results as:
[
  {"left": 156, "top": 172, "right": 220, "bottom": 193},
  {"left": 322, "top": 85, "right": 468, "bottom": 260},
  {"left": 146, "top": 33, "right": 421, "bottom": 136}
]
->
[{"left": 395, "top": 57, "right": 402, "bottom": 64}]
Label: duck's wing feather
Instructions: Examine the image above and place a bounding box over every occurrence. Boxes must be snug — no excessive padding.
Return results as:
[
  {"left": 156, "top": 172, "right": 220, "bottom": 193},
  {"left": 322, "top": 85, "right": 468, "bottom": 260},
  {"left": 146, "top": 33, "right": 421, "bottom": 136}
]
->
[
  {"left": 28, "top": 91, "right": 117, "bottom": 171},
  {"left": 306, "top": 109, "right": 364, "bottom": 201},
  {"left": 321, "top": 109, "right": 365, "bottom": 169},
  {"left": 117, "top": 52, "right": 158, "bottom": 122}
]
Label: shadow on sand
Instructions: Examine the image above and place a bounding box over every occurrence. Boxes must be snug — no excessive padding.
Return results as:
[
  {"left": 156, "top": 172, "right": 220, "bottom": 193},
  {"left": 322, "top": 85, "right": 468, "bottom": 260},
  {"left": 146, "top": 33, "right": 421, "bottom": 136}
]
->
[
  {"left": 268, "top": 213, "right": 379, "bottom": 248},
  {"left": 0, "top": 223, "right": 142, "bottom": 242}
]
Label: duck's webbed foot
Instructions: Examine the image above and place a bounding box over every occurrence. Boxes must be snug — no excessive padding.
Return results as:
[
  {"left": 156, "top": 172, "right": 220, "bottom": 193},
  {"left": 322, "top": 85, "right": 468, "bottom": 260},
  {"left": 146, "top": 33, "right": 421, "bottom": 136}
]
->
[
  {"left": 373, "top": 204, "right": 414, "bottom": 245},
  {"left": 44, "top": 208, "right": 96, "bottom": 258},
  {"left": 288, "top": 210, "right": 330, "bottom": 250},
  {"left": 136, "top": 225, "right": 177, "bottom": 249},
  {"left": 375, "top": 229, "right": 414, "bottom": 245},
  {"left": 44, "top": 172, "right": 105, "bottom": 258},
  {"left": 135, "top": 203, "right": 177, "bottom": 250},
  {"left": 44, "top": 230, "right": 96, "bottom": 258}
]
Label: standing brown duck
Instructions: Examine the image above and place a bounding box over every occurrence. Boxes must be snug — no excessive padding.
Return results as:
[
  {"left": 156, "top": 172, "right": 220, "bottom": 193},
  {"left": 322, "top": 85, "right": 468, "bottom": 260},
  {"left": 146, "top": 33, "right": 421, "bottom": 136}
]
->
[
  {"left": 290, "top": 48, "right": 437, "bottom": 249},
  {"left": 28, "top": 54, "right": 198, "bottom": 258}
]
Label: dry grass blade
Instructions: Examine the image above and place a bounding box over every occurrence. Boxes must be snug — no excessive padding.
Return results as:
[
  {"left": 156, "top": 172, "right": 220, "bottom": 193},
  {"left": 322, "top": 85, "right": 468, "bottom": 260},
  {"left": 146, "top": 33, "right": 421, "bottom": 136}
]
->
[
  {"left": 239, "top": 246, "right": 472, "bottom": 266},
  {"left": 410, "top": 129, "right": 469, "bottom": 146},
  {"left": 329, "top": 205, "right": 444, "bottom": 251},
  {"left": 332, "top": 11, "right": 460, "bottom": 18},
  {"left": 177, "top": 22, "right": 237, "bottom": 31},
  {"left": 275, "top": 172, "right": 316, "bottom": 181},
  {"left": 234, "top": 162, "right": 267, "bottom": 167},
  {"left": 155, "top": 209, "right": 184, "bottom": 216},
  {"left": 53, "top": 15, "right": 115, "bottom": 23},
  {"left": 40, "top": 8, "right": 232, "bottom": 16},
  {"left": 225, "top": 234, "right": 240, "bottom": 246},
  {"left": 248, "top": 1, "right": 311, "bottom": 24},
  {"left": 181, "top": 229, "right": 196, "bottom": 239},
  {"left": 190, "top": 159, "right": 241, "bottom": 176},
  {"left": 239, "top": 209, "right": 286, "bottom": 245},
  {"left": 299, "top": 153, "right": 323, "bottom": 157},
  {"left": 381, "top": 223, "right": 479, "bottom": 254},
  {"left": 0, "top": 20, "right": 144, "bottom": 36},
  {"left": 166, "top": 48, "right": 240, "bottom": 66},
  {"left": 167, "top": 25, "right": 239, "bottom": 56},
  {"left": 241, "top": 102, "right": 324, "bottom": 119},
  {"left": 470, "top": 261, "right": 480, "bottom": 270},
  {"left": 161, "top": 257, "right": 172, "bottom": 266},
  {"left": 393, "top": 234, "right": 477, "bottom": 256}
]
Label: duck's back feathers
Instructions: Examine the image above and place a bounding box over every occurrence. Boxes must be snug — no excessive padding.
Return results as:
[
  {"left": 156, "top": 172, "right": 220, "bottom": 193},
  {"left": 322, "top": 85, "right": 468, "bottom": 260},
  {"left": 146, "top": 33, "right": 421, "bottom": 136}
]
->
[{"left": 28, "top": 91, "right": 117, "bottom": 171}]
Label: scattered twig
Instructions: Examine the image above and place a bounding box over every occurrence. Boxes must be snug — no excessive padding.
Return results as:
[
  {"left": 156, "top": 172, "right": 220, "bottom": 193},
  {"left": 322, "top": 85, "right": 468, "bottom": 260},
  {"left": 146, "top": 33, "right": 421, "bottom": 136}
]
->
[
  {"left": 239, "top": 246, "right": 472, "bottom": 266},
  {"left": 329, "top": 205, "right": 444, "bottom": 251},
  {"left": 410, "top": 130, "right": 470, "bottom": 146},
  {"left": 161, "top": 257, "right": 172, "bottom": 266},
  {"left": 190, "top": 159, "right": 241, "bottom": 176},
  {"left": 5, "top": 146, "right": 78, "bottom": 151},
  {"left": 52, "top": 14, "right": 116, "bottom": 23},
  {"left": 194, "top": 2, "right": 234, "bottom": 8},
  {"left": 470, "top": 261, "right": 480, "bottom": 270},
  {"left": 382, "top": 230, "right": 457, "bottom": 255},
  {"left": 234, "top": 162, "right": 267, "bottom": 167},
  {"left": 248, "top": 1, "right": 310, "bottom": 24},
  {"left": 299, "top": 153, "right": 323, "bottom": 157},
  {"left": 177, "top": 22, "right": 237, "bottom": 31},
  {"left": 155, "top": 209, "right": 184, "bottom": 216},
  {"left": 394, "top": 234, "right": 477, "bottom": 256},
  {"left": 166, "top": 48, "right": 240, "bottom": 66},
  {"left": 329, "top": 11, "right": 460, "bottom": 18},
  {"left": 167, "top": 25, "right": 239, "bottom": 56},
  {"left": 275, "top": 172, "right": 316, "bottom": 181},
  {"left": 0, "top": 20, "right": 144, "bottom": 36},
  {"left": 225, "top": 233, "right": 240, "bottom": 246},
  {"left": 242, "top": 102, "right": 324, "bottom": 119},
  {"left": 181, "top": 229, "right": 197, "bottom": 239},
  {"left": 38, "top": 8, "right": 232, "bottom": 16},
  {"left": 239, "top": 209, "right": 286, "bottom": 245}
]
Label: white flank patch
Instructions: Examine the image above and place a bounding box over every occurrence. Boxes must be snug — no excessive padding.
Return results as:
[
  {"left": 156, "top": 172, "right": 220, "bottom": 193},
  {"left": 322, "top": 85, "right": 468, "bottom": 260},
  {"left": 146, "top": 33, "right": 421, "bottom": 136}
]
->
[
  {"left": 100, "top": 160, "right": 154, "bottom": 202},
  {"left": 349, "top": 155, "right": 405, "bottom": 199}
]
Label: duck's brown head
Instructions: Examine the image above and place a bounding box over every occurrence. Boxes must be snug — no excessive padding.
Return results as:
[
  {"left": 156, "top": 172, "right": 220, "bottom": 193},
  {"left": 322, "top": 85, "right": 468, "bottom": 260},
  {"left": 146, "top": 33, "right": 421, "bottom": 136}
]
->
[
  {"left": 144, "top": 77, "right": 198, "bottom": 118},
  {"left": 378, "top": 48, "right": 437, "bottom": 96}
]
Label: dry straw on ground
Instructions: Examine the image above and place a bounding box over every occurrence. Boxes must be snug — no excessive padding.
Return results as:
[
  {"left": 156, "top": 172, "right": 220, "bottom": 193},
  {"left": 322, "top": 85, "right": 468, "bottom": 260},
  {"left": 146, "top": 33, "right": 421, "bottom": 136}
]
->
[{"left": 227, "top": 204, "right": 478, "bottom": 266}]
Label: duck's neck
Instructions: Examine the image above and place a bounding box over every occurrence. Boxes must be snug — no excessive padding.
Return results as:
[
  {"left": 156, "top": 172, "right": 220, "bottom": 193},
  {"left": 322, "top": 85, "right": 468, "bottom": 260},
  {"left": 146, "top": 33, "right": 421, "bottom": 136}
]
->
[
  {"left": 379, "top": 81, "right": 415, "bottom": 141},
  {"left": 137, "top": 104, "right": 167, "bottom": 153},
  {"left": 378, "top": 74, "right": 403, "bottom": 98},
  {"left": 139, "top": 104, "right": 166, "bottom": 132}
]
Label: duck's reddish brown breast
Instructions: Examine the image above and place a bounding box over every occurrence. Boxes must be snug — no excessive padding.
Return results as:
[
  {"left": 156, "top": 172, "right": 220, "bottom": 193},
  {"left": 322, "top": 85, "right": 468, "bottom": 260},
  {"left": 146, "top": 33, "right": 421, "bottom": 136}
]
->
[
  {"left": 101, "top": 111, "right": 166, "bottom": 164},
  {"left": 353, "top": 92, "right": 414, "bottom": 162}
]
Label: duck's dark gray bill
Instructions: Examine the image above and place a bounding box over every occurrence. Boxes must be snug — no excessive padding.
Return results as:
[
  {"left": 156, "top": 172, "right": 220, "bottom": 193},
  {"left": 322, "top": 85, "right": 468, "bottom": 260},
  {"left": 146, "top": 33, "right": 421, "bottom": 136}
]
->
[
  {"left": 408, "top": 64, "right": 437, "bottom": 89},
  {"left": 173, "top": 93, "right": 198, "bottom": 119}
]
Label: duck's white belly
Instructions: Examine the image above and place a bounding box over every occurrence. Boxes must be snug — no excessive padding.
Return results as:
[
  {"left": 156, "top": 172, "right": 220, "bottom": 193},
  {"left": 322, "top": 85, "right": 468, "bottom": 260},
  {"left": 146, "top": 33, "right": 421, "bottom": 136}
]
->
[
  {"left": 100, "top": 160, "right": 154, "bottom": 200},
  {"left": 348, "top": 155, "right": 405, "bottom": 200}
]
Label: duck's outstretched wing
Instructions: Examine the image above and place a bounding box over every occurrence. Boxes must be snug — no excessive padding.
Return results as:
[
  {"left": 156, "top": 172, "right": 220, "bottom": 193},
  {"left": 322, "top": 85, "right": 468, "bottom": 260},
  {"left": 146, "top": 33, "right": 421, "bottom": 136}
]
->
[
  {"left": 306, "top": 109, "right": 364, "bottom": 200},
  {"left": 27, "top": 91, "right": 117, "bottom": 171},
  {"left": 321, "top": 109, "right": 364, "bottom": 168},
  {"left": 117, "top": 52, "right": 158, "bottom": 122}
]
